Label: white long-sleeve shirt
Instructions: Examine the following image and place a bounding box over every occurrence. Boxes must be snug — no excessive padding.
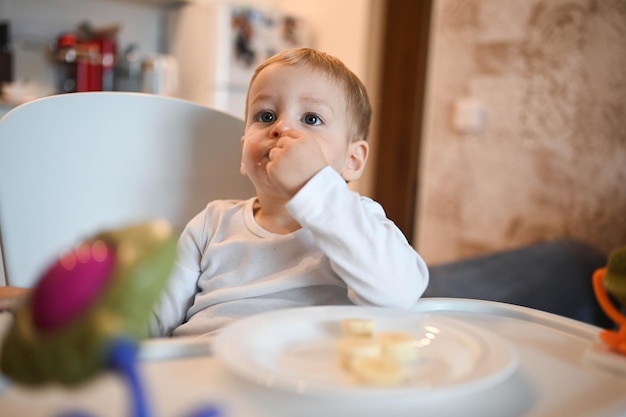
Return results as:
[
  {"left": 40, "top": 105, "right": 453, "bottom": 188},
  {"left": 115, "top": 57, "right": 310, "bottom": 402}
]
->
[{"left": 149, "top": 166, "right": 429, "bottom": 337}]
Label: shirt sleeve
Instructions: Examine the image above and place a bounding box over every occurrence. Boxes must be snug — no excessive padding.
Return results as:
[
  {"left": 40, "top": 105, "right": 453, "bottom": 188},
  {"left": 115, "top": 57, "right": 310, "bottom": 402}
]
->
[
  {"left": 286, "top": 166, "right": 429, "bottom": 308},
  {"left": 148, "top": 209, "right": 207, "bottom": 337}
]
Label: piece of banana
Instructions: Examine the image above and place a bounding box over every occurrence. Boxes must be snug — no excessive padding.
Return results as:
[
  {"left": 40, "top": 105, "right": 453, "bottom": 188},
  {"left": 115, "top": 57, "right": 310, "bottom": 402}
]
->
[
  {"left": 337, "top": 336, "right": 382, "bottom": 370},
  {"left": 336, "top": 319, "right": 418, "bottom": 386},
  {"left": 376, "top": 331, "right": 418, "bottom": 364},
  {"left": 341, "top": 318, "right": 375, "bottom": 338},
  {"left": 349, "top": 356, "right": 407, "bottom": 386}
]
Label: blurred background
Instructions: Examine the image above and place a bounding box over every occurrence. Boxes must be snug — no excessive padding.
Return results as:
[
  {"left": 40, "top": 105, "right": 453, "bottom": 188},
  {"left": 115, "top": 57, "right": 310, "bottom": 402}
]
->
[{"left": 0, "top": 0, "right": 624, "bottom": 266}]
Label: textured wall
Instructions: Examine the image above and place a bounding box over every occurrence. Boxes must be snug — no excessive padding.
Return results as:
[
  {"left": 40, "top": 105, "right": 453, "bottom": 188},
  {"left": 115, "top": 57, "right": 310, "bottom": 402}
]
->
[{"left": 416, "top": 0, "right": 626, "bottom": 264}]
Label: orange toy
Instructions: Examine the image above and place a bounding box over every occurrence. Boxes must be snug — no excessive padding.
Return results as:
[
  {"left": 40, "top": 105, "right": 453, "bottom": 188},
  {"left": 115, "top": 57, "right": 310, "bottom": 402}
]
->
[{"left": 592, "top": 246, "right": 626, "bottom": 355}]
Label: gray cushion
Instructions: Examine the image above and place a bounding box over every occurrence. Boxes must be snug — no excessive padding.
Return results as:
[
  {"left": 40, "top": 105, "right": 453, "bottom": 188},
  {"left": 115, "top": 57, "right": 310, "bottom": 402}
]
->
[{"left": 425, "top": 240, "right": 611, "bottom": 328}]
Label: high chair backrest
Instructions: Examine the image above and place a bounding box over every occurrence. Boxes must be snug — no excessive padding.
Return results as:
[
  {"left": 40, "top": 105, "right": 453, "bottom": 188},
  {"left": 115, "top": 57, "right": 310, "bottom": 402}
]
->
[{"left": 0, "top": 92, "right": 254, "bottom": 288}]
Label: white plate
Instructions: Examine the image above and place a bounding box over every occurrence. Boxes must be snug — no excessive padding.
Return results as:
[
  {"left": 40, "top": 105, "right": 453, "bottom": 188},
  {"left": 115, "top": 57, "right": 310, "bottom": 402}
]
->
[
  {"left": 138, "top": 336, "right": 212, "bottom": 361},
  {"left": 212, "top": 305, "right": 518, "bottom": 400},
  {"left": 583, "top": 342, "right": 626, "bottom": 378}
]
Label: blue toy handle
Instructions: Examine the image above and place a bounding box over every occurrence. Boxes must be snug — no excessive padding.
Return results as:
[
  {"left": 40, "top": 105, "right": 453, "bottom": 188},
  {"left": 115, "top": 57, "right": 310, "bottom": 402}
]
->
[
  {"left": 109, "top": 337, "right": 222, "bottom": 417},
  {"left": 59, "top": 337, "right": 220, "bottom": 417},
  {"left": 108, "top": 337, "right": 151, "bottom": 417}
]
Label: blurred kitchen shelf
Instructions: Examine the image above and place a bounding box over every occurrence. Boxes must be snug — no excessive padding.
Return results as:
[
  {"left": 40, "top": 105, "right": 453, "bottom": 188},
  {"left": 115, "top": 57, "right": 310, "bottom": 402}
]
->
[{"left": 106, "top": 0, "right": 188, "bottom": 6}]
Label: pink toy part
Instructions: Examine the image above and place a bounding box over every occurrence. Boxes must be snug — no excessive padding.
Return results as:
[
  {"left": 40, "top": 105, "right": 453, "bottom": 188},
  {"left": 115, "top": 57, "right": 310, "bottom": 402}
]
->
[{"left": 32, "top": 240, "right": 116, "bottom": 331}]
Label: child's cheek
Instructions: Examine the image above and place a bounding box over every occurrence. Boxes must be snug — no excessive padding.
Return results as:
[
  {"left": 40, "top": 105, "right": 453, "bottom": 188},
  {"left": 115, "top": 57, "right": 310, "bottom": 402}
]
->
[{"left": 242, "top": 142, "right": 267, "bottom": 170}]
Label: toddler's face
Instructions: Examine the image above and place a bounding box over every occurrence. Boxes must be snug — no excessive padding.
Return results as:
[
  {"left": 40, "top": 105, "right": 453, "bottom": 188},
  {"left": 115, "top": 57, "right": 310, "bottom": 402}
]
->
[{"left": 240, "top": 64, "right": 355, "bottom": 193}]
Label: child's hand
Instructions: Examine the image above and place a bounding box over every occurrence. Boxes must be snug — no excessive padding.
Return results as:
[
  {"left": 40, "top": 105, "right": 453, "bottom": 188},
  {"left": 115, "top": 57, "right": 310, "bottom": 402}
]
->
[
  {"left": 0, "top": 286, "right": 29, "bottom": 312},
  {"left": 266, "top": 129, "right": 327, "bottom": 197}
]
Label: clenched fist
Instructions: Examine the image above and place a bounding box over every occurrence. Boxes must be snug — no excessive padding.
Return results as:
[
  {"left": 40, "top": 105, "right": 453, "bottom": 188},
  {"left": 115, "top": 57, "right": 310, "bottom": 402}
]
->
[{"left": 266, "top": 129, "right": 328, "bottom": 197}]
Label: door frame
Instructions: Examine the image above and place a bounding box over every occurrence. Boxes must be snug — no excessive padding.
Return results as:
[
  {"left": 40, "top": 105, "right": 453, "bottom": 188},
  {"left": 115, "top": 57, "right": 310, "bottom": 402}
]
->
[{"left": 372, "top": 0, "right": 433, "bottom": 244}]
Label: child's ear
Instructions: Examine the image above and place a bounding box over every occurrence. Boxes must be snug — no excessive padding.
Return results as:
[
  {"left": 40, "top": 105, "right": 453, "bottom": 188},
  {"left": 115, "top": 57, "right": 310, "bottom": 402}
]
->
[
  {"left": 341, "top": 140, "right": 369, "bottom": 182},
  {"left": 240, "top": 136, "right": 247, "bottom": 176}
]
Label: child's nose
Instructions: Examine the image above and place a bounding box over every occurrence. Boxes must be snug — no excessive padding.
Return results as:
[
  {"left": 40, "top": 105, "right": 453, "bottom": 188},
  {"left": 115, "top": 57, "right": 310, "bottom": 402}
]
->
[{"left": 270, "top": 119, "right": 290, "bottom": 138}]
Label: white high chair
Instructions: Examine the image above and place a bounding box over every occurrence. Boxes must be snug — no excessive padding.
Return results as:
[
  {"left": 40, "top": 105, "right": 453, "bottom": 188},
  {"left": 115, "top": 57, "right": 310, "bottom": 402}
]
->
[{"left": 0, "top": 92, "right": 254, "bottom": 288}]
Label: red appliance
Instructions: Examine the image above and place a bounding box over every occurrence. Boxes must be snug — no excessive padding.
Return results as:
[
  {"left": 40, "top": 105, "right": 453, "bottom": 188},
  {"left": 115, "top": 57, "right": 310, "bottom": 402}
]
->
[{"left": 55, "top": 32, "right": 116, "bottom": 93}]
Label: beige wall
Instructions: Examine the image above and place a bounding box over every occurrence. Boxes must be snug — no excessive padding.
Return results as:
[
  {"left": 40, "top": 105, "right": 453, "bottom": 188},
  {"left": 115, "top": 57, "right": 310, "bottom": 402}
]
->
[{"left": 415, "top": 0, "right": 626, "bottom": 264}]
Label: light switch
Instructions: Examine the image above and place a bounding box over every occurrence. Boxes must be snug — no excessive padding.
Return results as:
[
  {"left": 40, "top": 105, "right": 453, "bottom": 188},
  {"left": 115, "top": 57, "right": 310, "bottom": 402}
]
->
[{"left": 453, "top": 98, "right": 485, "bottom": 134}]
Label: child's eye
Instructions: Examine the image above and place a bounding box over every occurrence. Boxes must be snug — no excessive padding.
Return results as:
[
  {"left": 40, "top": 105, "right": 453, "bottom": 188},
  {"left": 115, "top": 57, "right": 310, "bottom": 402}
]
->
[
  {"left": 302, "top": 113, "right": 322, "bottom": 125},
  {"left": 256, "top": 111, "right": 276, "bottom": 123}
]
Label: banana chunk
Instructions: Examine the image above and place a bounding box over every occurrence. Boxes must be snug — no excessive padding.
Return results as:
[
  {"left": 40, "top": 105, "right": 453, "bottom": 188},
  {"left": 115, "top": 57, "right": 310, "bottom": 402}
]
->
[
  {"left": 341, "top": 318, "right": 375, "bottom": 338},
  {"left": 349, "top": 356, "right": 406, "bottom": 386},
  {"left": 376, "top": 331, "right": 418, "bottom": 364},
  {"left": 337, "top": 336, "right": 382, "bottom": 370},
  {"left": 336, "top": 319, "right": 418, "bottom": 386}
]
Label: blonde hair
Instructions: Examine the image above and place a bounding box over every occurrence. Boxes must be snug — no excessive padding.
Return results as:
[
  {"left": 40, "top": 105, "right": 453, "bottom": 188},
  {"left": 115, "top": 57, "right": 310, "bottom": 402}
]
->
[{"left": 245, "top": 48, "right": 372, "bottom": 142}]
